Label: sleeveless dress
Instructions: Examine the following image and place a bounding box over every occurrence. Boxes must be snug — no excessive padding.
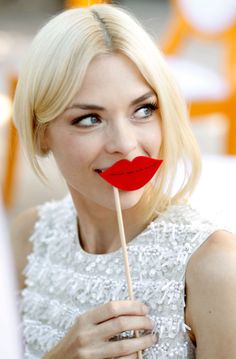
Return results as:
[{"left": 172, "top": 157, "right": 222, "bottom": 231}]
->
[{"left": 21, "top": 195, "right": 220, "bottom": 359}]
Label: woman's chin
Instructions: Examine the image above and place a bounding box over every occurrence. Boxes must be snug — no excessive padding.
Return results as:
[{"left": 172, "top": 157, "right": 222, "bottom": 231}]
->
[{"left": 114, "top": 188, "right": 145, "bottom": 211}]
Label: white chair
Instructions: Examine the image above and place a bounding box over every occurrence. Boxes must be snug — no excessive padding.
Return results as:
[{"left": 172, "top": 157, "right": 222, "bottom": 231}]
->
[
  {"left": 173, "top": 154, "right": 236, "bottom": 233},
  {"left": 162, "top": 0, "right": 236, "bottom": 154},
  {"left": 191, "top": 155, "right": 236, "bottom": 233},
  {"left": 0, "top": 199, "right": 23, "bottom": 359}
]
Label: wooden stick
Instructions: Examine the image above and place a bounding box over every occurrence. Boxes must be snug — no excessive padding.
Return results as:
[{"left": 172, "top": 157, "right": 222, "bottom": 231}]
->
[{"left": 113, "top": 187, "right": 142, "bottom": 359}]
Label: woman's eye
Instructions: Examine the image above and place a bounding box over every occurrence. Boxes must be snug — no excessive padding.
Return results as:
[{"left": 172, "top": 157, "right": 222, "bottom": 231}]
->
[
  {"left": 134, "top": 103, "right": 158, "bottom": 119},
  {"left": 71, "top": 115, "right": 101, "bottom": 127}
]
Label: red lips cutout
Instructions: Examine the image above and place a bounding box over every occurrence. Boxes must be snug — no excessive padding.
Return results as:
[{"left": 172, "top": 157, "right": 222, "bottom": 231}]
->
[{"left": 98, "top": 156, "right": 163, "bottom": 191}]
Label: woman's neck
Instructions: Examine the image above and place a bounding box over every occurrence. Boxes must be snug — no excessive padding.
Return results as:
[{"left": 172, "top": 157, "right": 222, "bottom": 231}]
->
[{"left": 71, "top": 192, "right": 150, "bottom": 255}]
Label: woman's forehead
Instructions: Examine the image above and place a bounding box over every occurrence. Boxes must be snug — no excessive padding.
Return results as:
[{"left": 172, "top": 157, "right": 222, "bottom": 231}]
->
[{"left": 71, "top": 53, "right": 155, "bottom": 102}]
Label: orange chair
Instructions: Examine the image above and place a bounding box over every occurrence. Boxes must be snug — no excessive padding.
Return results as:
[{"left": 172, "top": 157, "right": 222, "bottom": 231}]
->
[
  {"left": 1, "top": 0, "right": 110, "bottom": 207},
  {"left": 162, "top": 0, "right": 236, "bottom": 154},
  {"left": 2, "top": 75, "right": 18, "bottom": 208},
  {"left": 65, "top": 0, "right": 110, "bottom": 8}
]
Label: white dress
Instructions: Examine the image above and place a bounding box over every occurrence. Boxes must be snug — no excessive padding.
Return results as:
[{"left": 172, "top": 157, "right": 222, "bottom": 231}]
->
[{"left": 21, "top": 195, "right": 220, "bottom": 358}]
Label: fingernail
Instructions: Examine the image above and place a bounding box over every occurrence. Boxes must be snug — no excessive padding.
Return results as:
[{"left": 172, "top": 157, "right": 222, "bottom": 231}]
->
[
  {"left": 152, "top": 334, "right": 158, "bottom": 343},
  {"left": 151, "top": 320, "right": 155, "bottom": 328},
  {"left": 142, "top": 305, "right": 149, "bottom": 314}
]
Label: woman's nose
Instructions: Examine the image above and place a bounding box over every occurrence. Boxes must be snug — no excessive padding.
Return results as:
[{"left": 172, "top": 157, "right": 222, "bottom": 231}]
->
[{"left": 104, "top": 121, "right": 137, "bottom": 156}]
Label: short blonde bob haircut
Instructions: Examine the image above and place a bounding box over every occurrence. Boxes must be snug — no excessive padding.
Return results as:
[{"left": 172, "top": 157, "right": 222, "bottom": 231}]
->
[{"left": 14, "top": 4, "right": 201, "bottom": 220}]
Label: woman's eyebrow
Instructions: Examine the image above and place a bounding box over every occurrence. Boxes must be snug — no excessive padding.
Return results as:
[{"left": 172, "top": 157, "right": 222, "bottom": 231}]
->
[
  {"left": 130, "top": 91, "right": 157, "bottom": 106},
  {"left": 65, "top": 91, "right": 157, "bottom": 111}
]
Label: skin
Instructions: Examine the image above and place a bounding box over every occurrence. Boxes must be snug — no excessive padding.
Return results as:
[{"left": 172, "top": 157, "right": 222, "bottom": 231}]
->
[{"left": 12, "top": 53, "right": 236, "bottom": 358}]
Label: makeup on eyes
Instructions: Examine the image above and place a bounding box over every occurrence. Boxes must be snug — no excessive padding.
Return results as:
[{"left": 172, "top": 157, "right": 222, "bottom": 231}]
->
[
  {"left": 70, "top": 101, "right": 159, "bottom": 128},
  {"left": 133, "top": 101, "right": 159, "bottom": 118}
]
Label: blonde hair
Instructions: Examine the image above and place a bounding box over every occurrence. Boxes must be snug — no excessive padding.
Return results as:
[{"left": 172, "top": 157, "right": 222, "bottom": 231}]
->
[{"left": 13, "top": 4, "right": 201, "bottom": 219}]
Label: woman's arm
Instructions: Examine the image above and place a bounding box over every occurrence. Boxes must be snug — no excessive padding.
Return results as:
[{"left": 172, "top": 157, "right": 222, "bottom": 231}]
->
[
  {"left": 10, "top": 208, "right": 38, "bottom": 290},
  {"left": 186, "top": 230, "right": 236, "bottom": 358}
]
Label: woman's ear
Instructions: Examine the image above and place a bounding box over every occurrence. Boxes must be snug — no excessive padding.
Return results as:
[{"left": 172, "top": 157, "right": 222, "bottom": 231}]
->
[{"left": 36, "top": 124, "right": 50, "bottom": 156}]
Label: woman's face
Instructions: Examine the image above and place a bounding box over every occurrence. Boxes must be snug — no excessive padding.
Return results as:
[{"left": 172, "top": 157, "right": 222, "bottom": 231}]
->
[{"left": 46, "top": 53, "right": 162, "bottom": 211}]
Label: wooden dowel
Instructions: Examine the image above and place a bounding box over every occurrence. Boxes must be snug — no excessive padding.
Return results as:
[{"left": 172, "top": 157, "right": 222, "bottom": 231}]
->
[{"left": 113, "top": 187, "right": 142, "bottom": 359}]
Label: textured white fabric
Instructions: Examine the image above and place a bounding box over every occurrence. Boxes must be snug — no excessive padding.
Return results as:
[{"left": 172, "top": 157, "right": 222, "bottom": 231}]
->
[{"left": 21, "top": 195, "right": 221, "bottom": 359}]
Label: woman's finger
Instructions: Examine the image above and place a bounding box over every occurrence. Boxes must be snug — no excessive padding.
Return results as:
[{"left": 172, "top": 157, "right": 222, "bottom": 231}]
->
[
  {"left": 98, "top": 315, "right": 154, "bottom": 340},
  {"left": 80, "top": 300, "right": 148, "bottom": 325},
  {"left": 103, "top": 333, "right": 157, "bottom": 358},
  {"left": 116, "top": 354, "right": 138, "bottom": 359}
]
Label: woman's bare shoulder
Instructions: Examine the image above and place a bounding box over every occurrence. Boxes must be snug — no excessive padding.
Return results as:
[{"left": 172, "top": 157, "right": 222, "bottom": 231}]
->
[
  {"left": 185, "top": 230, "right": 236, "bottom": 357},
  {"left": 11, "top": 207, "right": 39, "bottom": 290},
  {"left": 186, "top": 229, "right": 236, "bottom": 277}
]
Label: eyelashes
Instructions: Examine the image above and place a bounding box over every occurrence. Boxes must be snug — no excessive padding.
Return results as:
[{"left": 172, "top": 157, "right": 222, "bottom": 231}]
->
[
  {"left": 137, "top": 101, "right": 159, "bottom": 113},
  {"left": 71, "top": 113, "right": 100, "bottom": 126},
  {"left": 70, "top": 101, "right": 159, "bottom": 128}
]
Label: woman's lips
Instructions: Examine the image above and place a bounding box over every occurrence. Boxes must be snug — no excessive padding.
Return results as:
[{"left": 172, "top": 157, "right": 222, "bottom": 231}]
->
[{"left": 97, "top": 156, "right": 163, "bottom": 191}]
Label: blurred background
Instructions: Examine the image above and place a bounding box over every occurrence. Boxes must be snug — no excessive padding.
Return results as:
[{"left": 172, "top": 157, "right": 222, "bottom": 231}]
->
[
  {"left": 0, "top": 3, "right": 235, "bottom": 357},
  {"left": 0, "top": 0, "right": 236, "bottom": 228}
]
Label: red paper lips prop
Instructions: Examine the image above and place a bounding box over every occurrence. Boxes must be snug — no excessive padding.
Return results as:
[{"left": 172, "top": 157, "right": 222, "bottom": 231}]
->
[{"left": 98, "top": 156, "right": 163, "bottom": 191}]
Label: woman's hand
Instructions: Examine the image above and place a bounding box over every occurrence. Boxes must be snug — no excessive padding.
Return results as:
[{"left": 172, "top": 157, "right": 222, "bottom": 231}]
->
[{"left": 43, "top": 300, "right": 157, "bottom": 359}]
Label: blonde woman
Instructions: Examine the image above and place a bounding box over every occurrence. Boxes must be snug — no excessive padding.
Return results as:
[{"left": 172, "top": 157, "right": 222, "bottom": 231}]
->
[{"left": 12, "top": 4, "right": 236, "bottom": 359}]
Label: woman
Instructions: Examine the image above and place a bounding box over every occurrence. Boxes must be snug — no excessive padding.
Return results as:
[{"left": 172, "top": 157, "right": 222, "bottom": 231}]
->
[{"left": 12, "top": 4, "right": 236, "bottom": 359}]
